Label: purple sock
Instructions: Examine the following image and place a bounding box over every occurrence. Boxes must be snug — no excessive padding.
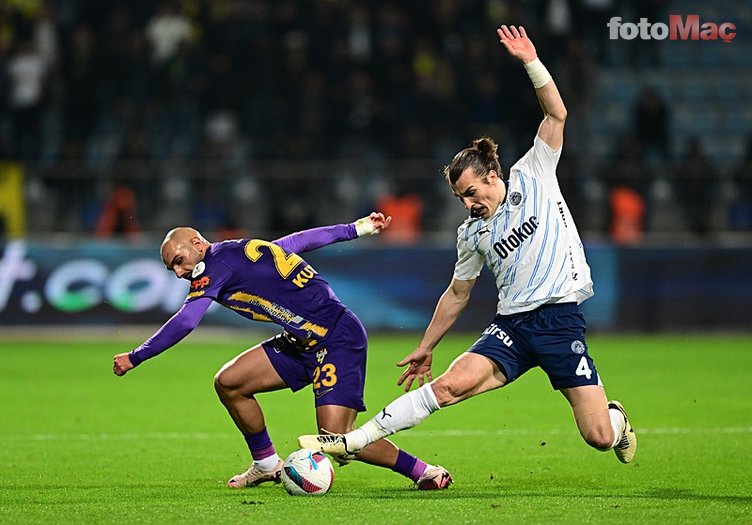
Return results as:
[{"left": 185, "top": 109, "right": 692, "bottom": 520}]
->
[
  {"left": 391, "top": 450, "right": 428, "bottom": 482},
  {"left": 244, "top": 428, "right": 276, "bottom": 461}
]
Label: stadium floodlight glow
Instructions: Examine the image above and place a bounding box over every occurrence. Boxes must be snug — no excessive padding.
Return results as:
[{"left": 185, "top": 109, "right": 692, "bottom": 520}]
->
[{"left": 607, "top": 15, "right": 736, "bottom": 43}]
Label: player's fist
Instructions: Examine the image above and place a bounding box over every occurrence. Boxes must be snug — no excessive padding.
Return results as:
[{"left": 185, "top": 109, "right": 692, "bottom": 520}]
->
[
  {"left": 113, "top": 353, "right": 134, "bottom": 376},
  {"left": 354, "top": 212, "right": 392, "bottom": 236}
]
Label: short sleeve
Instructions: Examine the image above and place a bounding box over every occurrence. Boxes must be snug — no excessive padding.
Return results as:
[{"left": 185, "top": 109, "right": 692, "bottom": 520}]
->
[
  {"left": 453, "top": 222, "right": 484, "bottom": 281},
  {"left": 513, "top": 135, "right": 562, "bottom": 181}
]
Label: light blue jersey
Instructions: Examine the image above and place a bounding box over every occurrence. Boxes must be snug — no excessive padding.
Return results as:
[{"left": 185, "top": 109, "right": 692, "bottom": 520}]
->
[{"left": 453, "top": 136, "right": 593, "bottom": 315}]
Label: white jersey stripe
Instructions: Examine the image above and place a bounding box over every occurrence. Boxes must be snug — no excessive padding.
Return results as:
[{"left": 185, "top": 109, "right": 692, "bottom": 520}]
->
[
  {"left": 528, "top": 203, "right": 559, "bottom": 289},
  {"left": 546, "top": 256, "right": 569, "bottom": 298},
  {"left": 528, "top": 199, "right": 553, "bottom": 288}
]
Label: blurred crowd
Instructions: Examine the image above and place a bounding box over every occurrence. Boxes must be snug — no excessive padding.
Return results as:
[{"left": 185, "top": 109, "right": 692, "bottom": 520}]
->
[{"left": 1, "top": 0, "right": 750, "bottom": 242}]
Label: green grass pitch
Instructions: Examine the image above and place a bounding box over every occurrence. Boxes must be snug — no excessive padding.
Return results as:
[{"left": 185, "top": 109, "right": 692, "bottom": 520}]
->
[{"left": 1, "top": 333, "right": 751, "bottom": 524}]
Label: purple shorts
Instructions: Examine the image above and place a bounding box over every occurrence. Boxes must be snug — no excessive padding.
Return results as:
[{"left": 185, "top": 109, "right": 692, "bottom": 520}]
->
[{"left": 262, "top": 309, "right": 368, "bottom": 411}]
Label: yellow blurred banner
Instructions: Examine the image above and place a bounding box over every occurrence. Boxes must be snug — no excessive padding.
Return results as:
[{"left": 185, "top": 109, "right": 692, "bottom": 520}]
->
[{"left": 0, "top": 162, "right": 26, "bottom": 237}]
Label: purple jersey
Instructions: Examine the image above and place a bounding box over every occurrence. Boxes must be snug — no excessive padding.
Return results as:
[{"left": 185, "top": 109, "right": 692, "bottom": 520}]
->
[
  {"left": 128, "top": 223, "right": 359, "bottom": 366},
  {"left": 187, "top": 238, "right": 345, "bottom": 341}
]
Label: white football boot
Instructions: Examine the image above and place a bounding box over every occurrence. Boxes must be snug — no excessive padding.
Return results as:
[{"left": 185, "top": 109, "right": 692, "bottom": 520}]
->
[
  {"left": 227, "top": 460, "right": 283, "bottom": 488},
  {"left": 416, "top": 465, "right": 453, "bottom": 490},
  {"left": 609, "top": 400, "right": 637, "bottom": 463},
  {"left": 297, "top": 433, "right": 359, "bottom": 461}
]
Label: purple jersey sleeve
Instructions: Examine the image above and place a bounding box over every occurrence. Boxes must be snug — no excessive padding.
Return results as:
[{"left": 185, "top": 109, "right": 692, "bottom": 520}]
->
[
  {"left": 128, "top": 297, "right": 212, "bottom": 366},
  {"left": 273, "top": 223, "right": 357, "bottom": 254}
]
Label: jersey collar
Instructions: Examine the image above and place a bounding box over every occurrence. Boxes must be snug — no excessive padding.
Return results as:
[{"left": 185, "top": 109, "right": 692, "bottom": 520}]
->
[{"left": 490, "top": 179, "right": 509, "bottom": 217}]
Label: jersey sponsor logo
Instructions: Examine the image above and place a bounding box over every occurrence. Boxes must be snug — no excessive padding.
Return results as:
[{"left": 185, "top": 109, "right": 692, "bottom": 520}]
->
[
  {"left": 557, "top": 201, "right": 578, "bottom": 280},
  {"left": 492, "top": 216, "right": 539, "bottom": 260},
  {"left": 557, "top": 201, "right": 569, "bottom": 229},
  {"left": 226, "top": 291, "right": 329, "bottom": 337},
  {"left": 482, "top": 323, "right": 514, "bottom": 347},
  {"left": 316, "top": 348, "right": 328, "bottom": 364},
  {"left": 190, "top": 276, "right": 210, "bottom": 290}
]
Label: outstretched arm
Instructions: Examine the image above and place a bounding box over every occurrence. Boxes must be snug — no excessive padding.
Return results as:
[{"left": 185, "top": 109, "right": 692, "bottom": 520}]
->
[
  {"left": 273, "top": 212, "right": 392, "bottom": 253},
  {"left": 397, "top": 277, "right": 476, "bottom": 391},
  {"left": 113, "top": 297, "right": 212, "bottom": 376},
  {"left": 497, "top": 25, "right": 566, "bottom": 150}
]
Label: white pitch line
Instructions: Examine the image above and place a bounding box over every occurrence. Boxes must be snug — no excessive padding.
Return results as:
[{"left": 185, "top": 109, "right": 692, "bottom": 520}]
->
[{"left": 6, "top": 427, "right": 752, "bottom": 441}]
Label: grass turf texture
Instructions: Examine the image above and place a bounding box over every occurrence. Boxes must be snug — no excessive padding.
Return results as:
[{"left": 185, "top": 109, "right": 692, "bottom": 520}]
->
[{"left": 1, "top": 333, "right": 751, "bottom": 524}]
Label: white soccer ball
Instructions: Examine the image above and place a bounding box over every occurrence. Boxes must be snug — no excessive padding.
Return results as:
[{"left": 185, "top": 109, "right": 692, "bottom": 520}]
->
[{"left": 281, "top": 449, "right": 334, "bottom": 496}]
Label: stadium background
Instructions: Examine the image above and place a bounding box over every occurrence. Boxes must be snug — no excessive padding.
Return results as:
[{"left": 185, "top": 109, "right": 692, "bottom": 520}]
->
[
  {"left": 2, "top": 2, "right": 752, "bottom": 524},
  {"left": 0, "top": 0, "right": 750, "bottom": 332}
]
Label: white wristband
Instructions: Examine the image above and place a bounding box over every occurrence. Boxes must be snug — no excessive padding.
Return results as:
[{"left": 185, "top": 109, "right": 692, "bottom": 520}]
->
[
  {"left": 523, "top": 57, "right": 552, "bottom": 89},
  {"left": 354, "top": 217, "right": 377, "bottom": 236}
]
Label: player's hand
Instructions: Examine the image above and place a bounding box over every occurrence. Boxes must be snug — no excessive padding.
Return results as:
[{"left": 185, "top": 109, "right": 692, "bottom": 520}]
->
[
  {"left": 354, "top": 212, "right": 392, "bottom": 236},
  {"left": 497, "top": 25, "right": 537, "bottom": 64},
  {"left": 396, "top": 346, "right": 433, "bottom": 392},
  {"left": 113, "top": 353, "right": 134, "bottom": 376}
]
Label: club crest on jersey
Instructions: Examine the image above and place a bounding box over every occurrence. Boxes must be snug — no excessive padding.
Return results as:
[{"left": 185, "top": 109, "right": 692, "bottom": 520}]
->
[
  {"left": 509, "top": 191, "right": 522, "bottom": 206},
  {"left": 571, "top": 340, "right": 586, "bottom": 354},
  {"left": 191, "top": 275, "right": 210, "bottom": 290},
  {"left": 192, "top": 261, "right": 206, "bottom": 278}
]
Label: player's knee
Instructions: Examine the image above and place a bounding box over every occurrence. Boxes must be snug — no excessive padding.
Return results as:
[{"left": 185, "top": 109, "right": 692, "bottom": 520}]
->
[
  {"left": 215, "top": 367, "right": 261, "bottom": 401},
  {"left": 213, "top": 370, "right": 228, "bottom": 395},
  {"left": 213, "top": 368, "right": 239, "bottom": 396},
  {"left": 584, "top": 427, "right": 614, "bottom": 451},
  {"left": 430, "top": 378, "right": 465, "bottom": 407}
]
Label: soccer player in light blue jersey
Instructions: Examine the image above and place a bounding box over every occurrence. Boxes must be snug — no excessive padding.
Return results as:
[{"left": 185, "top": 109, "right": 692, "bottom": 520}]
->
[
  {"left": 113, "top": 213, "right": 451, "bottom": 490},
  {"left": 299, "top": 25, "right": 636, "bottom": 481}
]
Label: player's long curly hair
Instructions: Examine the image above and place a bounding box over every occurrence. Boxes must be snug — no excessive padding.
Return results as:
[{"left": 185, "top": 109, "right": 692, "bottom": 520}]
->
[{"left": 443, "top": 136, "right": 504, "bottom": 184}]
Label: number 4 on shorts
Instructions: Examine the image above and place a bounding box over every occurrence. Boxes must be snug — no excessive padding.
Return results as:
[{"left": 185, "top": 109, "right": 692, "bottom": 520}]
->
[{"left": 575, "top": 356, "right": 592, "bottom": 380}]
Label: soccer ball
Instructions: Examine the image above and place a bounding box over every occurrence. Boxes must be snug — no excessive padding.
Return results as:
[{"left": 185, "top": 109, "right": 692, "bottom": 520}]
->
[{"left": 281, "top": 449, "right": 334, "bottom": 496}]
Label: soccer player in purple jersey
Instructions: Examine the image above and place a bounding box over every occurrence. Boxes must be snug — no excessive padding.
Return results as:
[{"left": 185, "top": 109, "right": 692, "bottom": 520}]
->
[
  {"left": 300, "top": 26, "right": 636, "bottom": 479},
  {"left": 112, "top": 212, "right": 452, "bottom": 490}
]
